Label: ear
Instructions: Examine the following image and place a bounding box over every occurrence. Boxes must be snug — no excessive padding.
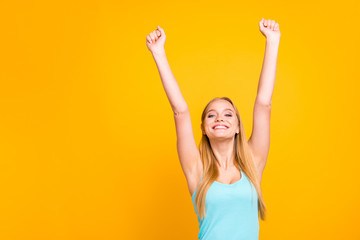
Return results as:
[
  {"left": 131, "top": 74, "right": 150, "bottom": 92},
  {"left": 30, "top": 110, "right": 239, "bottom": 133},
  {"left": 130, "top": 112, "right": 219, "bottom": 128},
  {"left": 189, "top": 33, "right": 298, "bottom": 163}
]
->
[{"left": 200, "top": 124, "right": 205, "bottom": 135}]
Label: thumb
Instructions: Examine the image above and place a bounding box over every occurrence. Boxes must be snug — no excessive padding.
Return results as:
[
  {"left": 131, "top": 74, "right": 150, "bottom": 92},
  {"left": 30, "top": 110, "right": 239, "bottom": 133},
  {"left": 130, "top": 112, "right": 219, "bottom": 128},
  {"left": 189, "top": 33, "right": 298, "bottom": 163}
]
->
[{"left": 157, "top": 25, "right": 165, "bottom": 35}]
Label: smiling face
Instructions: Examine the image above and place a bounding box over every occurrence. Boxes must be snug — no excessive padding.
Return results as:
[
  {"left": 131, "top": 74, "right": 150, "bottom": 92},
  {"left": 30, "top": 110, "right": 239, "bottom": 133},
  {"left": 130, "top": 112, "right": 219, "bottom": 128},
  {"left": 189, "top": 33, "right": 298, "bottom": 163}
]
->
[{"left": 201, "top": 99, "right": 240, "bottom": 140}]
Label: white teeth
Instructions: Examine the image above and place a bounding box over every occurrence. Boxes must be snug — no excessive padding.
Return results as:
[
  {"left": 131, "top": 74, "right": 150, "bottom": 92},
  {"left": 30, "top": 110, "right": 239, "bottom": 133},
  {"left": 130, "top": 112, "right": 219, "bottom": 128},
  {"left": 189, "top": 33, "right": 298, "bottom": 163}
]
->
[{"left": 214, "top": 126, "right": 227, "bottom": 129}]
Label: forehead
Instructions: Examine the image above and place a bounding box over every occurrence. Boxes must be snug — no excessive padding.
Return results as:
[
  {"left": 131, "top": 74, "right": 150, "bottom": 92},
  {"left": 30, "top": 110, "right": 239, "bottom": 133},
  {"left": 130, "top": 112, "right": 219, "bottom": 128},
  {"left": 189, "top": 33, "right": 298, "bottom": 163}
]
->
[{"left": 207, "top": 100, "right": 234, "bottom": 112}]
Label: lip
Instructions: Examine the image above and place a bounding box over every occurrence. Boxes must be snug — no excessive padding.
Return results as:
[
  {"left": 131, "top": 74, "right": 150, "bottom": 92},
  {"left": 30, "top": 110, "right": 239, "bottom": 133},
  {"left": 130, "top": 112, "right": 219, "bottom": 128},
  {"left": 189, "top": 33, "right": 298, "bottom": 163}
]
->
[{"left": 213, "top": 124, "right": 229, "bottom": 130}]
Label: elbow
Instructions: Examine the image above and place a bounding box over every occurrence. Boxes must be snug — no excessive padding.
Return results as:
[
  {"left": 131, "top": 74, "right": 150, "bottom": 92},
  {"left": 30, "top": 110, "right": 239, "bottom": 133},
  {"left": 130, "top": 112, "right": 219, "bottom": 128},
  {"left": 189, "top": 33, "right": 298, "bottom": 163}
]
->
[
  {"left": 255, "top": 95, "right": 272, "bottom": 106},
  {"left": 255, "top": 99, "right": 272, "bottom": 108},
  {"left": 173, "top": 106, "right": 189, "bottom": 117}
]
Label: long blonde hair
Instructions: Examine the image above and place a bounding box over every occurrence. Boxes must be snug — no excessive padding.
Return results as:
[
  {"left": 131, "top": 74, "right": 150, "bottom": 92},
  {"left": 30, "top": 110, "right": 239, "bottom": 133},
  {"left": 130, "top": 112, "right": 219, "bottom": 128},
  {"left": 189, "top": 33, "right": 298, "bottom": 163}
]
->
[{"left": 194, "top": 97, "right": 267, "bottom": 221}]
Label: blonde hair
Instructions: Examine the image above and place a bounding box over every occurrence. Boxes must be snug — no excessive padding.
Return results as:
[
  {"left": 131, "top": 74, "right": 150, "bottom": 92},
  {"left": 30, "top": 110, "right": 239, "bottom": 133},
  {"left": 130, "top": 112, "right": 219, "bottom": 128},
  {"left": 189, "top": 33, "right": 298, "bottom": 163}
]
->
[{"left": 194, "top": 97, "right": 267, "bottom": 221}]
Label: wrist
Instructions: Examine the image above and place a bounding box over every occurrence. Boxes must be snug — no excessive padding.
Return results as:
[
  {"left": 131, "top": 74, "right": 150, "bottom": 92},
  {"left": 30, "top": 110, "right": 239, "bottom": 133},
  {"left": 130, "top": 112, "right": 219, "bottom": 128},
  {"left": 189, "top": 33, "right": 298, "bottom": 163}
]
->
[
  {"left": 266, "top": 37, "right": 280, "bottom": 45},
  {"left": 152, "top": 49, "right": 166, "bottom": 58}
]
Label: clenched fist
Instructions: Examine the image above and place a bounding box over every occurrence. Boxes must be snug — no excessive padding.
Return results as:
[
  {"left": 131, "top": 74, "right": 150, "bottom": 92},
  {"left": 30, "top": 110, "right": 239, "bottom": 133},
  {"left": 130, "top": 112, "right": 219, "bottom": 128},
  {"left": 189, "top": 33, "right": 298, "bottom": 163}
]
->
[
  {"left": 146, "top": 25, "right": 166, "bottom": 55},
  {"left": 259, "top": 18, "right": 281, "bottom": 42}
]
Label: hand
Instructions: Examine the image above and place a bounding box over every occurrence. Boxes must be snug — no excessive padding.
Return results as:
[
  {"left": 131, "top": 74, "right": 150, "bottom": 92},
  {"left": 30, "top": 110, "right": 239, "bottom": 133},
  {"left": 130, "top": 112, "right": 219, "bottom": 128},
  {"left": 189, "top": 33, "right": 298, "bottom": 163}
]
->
[
  {"left": 259, "top": 18, "right": 281, "bottom": 42},
  {"left": 146, "top": 25, "right": 166, "bottom": 55}
]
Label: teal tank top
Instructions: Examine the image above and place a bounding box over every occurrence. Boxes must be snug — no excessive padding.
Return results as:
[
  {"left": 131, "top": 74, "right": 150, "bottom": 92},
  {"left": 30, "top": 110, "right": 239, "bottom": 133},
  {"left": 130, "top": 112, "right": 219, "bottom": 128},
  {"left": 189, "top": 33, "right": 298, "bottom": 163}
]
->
[{"left": 191, "top": 169, "right": 259, "bottom": 240}]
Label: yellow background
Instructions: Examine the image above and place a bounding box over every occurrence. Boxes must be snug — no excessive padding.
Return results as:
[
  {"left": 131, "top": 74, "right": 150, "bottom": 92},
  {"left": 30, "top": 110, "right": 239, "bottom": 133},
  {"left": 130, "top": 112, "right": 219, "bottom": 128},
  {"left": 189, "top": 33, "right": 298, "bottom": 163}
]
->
[{"left": 0, "top": 0, "right": 359, "bottom": 239}]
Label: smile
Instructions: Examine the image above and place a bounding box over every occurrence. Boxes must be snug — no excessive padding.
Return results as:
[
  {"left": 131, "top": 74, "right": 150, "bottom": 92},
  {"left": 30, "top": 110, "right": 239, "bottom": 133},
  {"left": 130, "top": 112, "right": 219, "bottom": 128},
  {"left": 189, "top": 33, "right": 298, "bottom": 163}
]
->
[{"left": 213, "top": 125, "right": 229, "bottom": 130}]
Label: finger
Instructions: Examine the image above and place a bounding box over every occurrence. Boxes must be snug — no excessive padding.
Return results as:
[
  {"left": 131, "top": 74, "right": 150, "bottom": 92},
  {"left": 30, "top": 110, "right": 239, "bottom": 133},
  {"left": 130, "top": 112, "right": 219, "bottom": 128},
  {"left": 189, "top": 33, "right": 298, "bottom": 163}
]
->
[
  {"left": 275, "top": 23, "right": 279, "bottom": 31},
  {"left": 152, "top": 30, "right": 158, "bottom": 40},
  {"left": 267, "top": 19, "right": 270, "bottom": 28},
  {"left": 264, "top": 19, "right": 268, "bottom": 27},
  {"left": 271, "top": 20, "right": 275, "bottom": 30},
  {"left": 146, "top": 35, "right": 152, "bottom": 44},
  {"left": 259, "top": 18, "right": 264, "bottom": 27},
  {"left": 156, "top": 29, "right": 161, "bottom": 37},
  {"left": 150, "top": 32, "right": 156, "bottom": 41}
]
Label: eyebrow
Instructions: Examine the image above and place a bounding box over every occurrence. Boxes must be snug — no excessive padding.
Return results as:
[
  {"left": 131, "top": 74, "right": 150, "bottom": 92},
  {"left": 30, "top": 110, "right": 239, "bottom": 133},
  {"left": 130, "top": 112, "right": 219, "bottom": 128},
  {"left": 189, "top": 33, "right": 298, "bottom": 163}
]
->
[{"left": 207, "top": 108, "right": 234, "bottom": 114}]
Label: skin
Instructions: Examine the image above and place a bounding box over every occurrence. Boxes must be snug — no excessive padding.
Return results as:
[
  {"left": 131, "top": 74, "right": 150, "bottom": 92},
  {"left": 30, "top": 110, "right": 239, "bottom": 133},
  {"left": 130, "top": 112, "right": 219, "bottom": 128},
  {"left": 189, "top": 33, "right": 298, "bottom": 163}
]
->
[
  {"left": 201, "top": 99, "right": 240, "bottom": 170},
  {"left": 146, "top": 18, "right": 280, "bottom": 192}
]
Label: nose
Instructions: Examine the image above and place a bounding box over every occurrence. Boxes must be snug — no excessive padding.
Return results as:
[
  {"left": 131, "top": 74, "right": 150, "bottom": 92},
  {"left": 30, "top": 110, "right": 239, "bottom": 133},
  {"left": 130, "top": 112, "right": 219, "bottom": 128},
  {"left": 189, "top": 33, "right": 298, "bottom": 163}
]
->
[{"left": 216, "top": 118, "right": 224, "bottom": 122}]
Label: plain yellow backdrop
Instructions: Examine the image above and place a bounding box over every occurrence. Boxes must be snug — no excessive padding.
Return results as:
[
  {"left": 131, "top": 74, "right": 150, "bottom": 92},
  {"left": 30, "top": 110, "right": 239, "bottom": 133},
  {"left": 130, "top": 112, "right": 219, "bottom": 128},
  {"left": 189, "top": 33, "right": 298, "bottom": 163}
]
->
[{"left": 0, "top": 0, "right": 359, "bottom": 239}]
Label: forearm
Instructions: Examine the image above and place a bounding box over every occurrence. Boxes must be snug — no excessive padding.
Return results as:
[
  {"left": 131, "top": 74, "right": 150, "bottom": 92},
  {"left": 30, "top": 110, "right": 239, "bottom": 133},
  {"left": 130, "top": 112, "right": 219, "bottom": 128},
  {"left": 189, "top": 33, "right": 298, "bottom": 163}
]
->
[
  {"left": 256, "top": 39, "right": 280, "bottom": 105},
  {"left": 152, "top": 50, "right": 188, "bottom": 114}
]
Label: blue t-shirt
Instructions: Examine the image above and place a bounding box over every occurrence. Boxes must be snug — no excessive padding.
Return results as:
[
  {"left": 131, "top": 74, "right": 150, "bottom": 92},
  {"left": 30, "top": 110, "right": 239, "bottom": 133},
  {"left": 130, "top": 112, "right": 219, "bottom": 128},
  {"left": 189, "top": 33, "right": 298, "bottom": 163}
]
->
[{"left": 191, "top": 169, "right": 259, "bottom": 240}]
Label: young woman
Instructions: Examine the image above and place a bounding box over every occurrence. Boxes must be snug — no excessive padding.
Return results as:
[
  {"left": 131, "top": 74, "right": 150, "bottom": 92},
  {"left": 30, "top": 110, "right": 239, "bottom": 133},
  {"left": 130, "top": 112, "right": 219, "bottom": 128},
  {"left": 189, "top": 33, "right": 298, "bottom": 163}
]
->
[{"left": 146, "top": 18, "right": 280, "bottom": 240}]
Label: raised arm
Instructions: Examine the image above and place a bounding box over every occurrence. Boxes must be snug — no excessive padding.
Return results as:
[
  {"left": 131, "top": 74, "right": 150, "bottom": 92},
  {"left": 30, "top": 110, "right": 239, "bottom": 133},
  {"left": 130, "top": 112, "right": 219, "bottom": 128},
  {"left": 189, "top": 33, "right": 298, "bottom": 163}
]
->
[
  {"left": 146, "top": 26, "right": 201, "bottom": 182},
  {"left": 248, "top": 19, "right": 281, "bottom": 177}
]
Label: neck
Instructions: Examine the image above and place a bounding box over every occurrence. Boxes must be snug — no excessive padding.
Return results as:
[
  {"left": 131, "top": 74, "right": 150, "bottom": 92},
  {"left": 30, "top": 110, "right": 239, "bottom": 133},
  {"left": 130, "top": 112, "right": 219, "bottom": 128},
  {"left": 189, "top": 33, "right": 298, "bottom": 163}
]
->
[{"left": 209, "top": 137, "right": 236, "bottom": 170}]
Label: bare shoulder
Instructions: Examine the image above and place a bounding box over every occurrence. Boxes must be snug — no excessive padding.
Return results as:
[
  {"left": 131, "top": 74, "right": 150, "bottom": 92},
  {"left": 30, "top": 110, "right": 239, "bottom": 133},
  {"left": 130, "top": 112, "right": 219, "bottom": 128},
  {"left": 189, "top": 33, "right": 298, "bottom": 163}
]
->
[{"left": 186, "top": 156, "right": 203, "bottom": 197}]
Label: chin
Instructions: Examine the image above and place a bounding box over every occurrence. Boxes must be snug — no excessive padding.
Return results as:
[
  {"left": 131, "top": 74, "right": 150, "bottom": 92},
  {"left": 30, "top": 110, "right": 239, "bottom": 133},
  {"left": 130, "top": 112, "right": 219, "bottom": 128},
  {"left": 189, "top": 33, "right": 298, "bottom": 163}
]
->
[{"left": 210, "top": 134, "right": 233, "bottom": 139}]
